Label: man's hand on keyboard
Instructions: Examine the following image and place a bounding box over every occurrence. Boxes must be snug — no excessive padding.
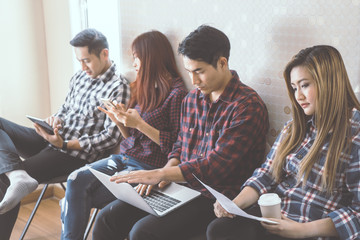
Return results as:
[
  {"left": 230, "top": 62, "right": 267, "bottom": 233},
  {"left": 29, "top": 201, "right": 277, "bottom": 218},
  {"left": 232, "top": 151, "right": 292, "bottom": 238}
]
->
[
  {"left": 135, "top": 184, "right": 154, "bottom": 196},
  {"left": 110, "top": 169, "right": 163, "bottom": 186},
  {"left": 158, "top": 180, "right": 170, "bottom": 189}
]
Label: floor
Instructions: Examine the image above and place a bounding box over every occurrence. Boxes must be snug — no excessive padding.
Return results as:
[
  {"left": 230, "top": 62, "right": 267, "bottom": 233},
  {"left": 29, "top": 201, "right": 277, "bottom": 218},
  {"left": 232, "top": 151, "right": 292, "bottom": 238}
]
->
[
  {"left": 11, "top": 198, "right": 62, "bottom": 240},
  {"left": 11, "top": 198, "right": 94, "bottom": 240},
  {"left": 10, "top": 187, "right": 205, "bottom": 240}
]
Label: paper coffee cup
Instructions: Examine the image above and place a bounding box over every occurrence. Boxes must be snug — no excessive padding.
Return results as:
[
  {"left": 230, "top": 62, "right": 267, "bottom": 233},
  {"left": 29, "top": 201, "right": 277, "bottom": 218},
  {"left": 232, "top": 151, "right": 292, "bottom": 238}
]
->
[{"left": 258, "top": 193, "right": 281, "bottom": 219}]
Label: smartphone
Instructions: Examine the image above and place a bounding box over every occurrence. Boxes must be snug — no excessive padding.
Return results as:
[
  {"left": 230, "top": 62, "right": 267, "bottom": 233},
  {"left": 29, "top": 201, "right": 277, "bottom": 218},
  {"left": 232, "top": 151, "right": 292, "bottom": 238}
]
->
[
  {"left": 26, "top": 115, "right": 54, "bottom": 135},
  {"left": 100, "top": 98, "right": 117, "bottom": 109}
]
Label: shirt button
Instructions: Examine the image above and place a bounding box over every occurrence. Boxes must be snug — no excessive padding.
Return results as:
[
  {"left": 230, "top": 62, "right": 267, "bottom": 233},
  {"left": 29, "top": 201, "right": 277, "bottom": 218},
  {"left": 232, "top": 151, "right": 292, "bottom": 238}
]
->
[
  {"left": 206, "top": 132, "right": 209, "bottom": 136},
  {"left": 189, "top": 128, "right": 192, "bottom": 132},
  {"left": 200, "top": 153, "right": 203, "bottom": 157}
]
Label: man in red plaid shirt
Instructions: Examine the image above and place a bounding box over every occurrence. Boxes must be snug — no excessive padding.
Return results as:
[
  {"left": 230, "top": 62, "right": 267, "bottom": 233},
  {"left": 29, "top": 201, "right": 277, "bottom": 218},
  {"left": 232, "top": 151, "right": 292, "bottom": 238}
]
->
[{"left": 98, "top": 25, "right": 269, "bottom": 239}]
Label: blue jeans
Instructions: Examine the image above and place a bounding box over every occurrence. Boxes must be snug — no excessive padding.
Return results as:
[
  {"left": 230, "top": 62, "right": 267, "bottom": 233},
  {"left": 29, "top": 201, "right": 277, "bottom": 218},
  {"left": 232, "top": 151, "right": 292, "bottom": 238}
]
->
[{"left": 60, "top": 154, "right": 155, "bottom": 240}]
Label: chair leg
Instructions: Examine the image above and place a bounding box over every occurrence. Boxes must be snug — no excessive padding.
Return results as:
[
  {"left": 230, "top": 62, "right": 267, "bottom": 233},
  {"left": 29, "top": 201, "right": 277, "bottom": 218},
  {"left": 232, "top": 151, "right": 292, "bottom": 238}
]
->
[
  {"left": 60, "top": 182, "right": 66, "bottom": 191},
  {"left": 83, "top": 208, "right": 99, "bottom": 240},
  {"left": 19, "top": 184, "right": 49, "bottom": 240}
]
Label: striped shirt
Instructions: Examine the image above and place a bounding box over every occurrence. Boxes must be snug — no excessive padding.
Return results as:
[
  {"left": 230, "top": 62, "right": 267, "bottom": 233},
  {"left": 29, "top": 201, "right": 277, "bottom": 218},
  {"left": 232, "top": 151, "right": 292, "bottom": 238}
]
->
[
  {"left": 169, "top": 70, "right": 269, "bottom": 199},
  {"left": 244, "top": 108, "right": 360, "bottom": 240},
  {"left": 120, "top": 77, "right": 187, "bottom": 168},
  {"left": 54, "top": 62, "right": 130, "bottom": 163}
]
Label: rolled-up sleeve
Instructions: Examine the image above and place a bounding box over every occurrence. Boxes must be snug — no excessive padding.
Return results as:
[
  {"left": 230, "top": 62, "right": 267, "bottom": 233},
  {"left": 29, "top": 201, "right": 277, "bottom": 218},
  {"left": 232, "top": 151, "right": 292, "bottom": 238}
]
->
[
  {"left": 243, "top": 129, "right": 286, "bottom": 194},
  {"left": 328, "top": 148, "right": 360, "bottom": 240}
]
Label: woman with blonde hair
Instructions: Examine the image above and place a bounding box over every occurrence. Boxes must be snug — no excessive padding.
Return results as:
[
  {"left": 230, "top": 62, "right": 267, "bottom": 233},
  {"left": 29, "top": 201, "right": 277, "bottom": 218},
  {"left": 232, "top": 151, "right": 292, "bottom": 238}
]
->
[
  {"left": 60, "top": 30, "right": 187, "bottom": 239},
  {"left": 207, "top": 45, "right": 360, "bottom": 240}
]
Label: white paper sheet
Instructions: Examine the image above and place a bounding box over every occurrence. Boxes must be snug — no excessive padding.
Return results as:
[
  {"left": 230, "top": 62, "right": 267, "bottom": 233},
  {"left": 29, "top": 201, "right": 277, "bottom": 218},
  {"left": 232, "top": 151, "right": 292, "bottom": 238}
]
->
[{"left": 194, "top": 175, "right": 278, "bottom": 224}]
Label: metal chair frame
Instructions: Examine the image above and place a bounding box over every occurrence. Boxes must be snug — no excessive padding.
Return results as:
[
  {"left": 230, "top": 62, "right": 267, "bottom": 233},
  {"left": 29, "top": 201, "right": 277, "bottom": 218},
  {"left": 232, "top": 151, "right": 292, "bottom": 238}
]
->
[{"left": 19, "top": 176, "right": 98, "bottom": 240}]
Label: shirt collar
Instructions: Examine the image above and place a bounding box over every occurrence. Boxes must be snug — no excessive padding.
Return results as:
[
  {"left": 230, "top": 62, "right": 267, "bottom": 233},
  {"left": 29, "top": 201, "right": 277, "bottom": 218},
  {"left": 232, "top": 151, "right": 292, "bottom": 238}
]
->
[
  {"left": 88, "top": 61, "right": 117, "bottom": 83},
  {"left": 198, "top": 70, "right": 241, "bottom": 103}
]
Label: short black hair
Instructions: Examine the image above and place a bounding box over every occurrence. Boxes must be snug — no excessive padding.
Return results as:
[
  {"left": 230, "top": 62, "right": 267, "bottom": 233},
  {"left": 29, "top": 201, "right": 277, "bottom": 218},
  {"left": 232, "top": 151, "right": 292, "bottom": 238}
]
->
[
  {"left": 70, "top": 28, "right": 108, "bottom": 57},
  {"left": 178, "top": 25, "right": 230, "bottom": 68}
]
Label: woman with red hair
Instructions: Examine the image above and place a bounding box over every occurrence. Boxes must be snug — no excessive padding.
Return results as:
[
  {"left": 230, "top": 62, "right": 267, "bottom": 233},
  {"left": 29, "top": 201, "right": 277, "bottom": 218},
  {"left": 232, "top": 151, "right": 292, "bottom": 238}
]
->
[{"left": 60, "top": 30, "right": 187, "bottom": 240}]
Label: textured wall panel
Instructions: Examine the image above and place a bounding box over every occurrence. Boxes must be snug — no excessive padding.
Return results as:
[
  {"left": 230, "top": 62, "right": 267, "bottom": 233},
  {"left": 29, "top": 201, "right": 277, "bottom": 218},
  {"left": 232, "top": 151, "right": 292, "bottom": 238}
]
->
[{"left": 118, "top": 0, "right": 360, "bottom": 145}]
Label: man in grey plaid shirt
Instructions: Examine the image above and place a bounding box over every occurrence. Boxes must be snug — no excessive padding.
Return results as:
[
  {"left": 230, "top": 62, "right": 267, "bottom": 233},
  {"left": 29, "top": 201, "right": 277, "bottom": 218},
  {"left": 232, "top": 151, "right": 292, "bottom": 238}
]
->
[{"left": 0, "top": 29, "right": 129, "bottom": 237}]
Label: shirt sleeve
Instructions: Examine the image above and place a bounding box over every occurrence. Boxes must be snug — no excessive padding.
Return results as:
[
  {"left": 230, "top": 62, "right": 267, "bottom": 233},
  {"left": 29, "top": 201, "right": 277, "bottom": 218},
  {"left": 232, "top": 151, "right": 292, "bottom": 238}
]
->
[
  {"left": 78, "top": 78, "right": 131, "bottom": 154},
  {"left": 327, "top": 140, "right": 360, "bottom": 240},
  {"left": 158, "top": 88, "right": 187, "bottom": 155},
  {"left": 243, "top": 124, "right": 289, "bottom": 194},
  {"left": 178, "top": 100, "right": 269, "bottom": 189}
]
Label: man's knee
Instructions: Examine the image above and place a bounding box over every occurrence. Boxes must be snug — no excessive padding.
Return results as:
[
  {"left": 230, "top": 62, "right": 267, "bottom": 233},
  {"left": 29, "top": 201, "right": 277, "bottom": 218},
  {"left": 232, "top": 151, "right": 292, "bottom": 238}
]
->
[
  {"left": 92, "top": 208, "right": 110, "bottom": 238},
  {"left": 206, "top": 218, "right": 228, "bottom": 240},
  {"left": 129, "top": 221, "right": 153, "bottom": 240},
  {"left": 207, "top": 217, "right": 261, "bottom": 240}
]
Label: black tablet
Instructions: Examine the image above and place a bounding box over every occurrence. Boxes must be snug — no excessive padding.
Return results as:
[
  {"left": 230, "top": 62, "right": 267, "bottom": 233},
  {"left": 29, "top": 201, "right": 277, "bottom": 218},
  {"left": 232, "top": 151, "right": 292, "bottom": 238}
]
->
[{"left": 26, "top": 115, "right": 54, "bottom": 135}]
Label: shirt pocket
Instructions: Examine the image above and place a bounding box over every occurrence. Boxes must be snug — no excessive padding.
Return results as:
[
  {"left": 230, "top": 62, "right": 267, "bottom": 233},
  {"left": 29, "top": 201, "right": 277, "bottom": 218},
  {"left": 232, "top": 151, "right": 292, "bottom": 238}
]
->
[
  {"left": 81, "top": 97, "right": 102, "bottom": 119},
  {"left": 209, "top": 125, "right": 221, "bottom": 149},
  {"left": 183, "top": 124, "right": 202, "bottom": 155}
]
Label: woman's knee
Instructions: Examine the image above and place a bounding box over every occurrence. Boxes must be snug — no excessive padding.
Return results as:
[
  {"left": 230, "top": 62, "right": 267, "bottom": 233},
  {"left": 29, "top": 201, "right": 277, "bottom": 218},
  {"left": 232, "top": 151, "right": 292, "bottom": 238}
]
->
[
  {"left": 67, "top": 165, "right": 90, "bottom": 180},
  {"left": 67, "top": 165, "right": 92, "bottom": 187}
]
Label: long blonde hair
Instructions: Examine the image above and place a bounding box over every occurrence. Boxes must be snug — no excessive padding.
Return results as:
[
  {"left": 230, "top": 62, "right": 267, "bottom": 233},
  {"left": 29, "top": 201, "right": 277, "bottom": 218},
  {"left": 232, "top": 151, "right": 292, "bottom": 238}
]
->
[{"left": 271, "top": 45, "right": 360, "bottom": 192}]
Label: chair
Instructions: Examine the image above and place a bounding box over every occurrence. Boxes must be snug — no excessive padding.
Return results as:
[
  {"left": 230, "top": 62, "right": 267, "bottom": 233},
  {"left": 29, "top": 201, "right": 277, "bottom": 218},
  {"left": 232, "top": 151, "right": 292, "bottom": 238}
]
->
[
  {"left": 19, "top": 175, "right": 68, "bottom": 240},
  {"left": 84, "top": 208, "right": 99, "bottom": 239},
  {"left": 19, "top": 175, "right": 97, "bottom": 240}
]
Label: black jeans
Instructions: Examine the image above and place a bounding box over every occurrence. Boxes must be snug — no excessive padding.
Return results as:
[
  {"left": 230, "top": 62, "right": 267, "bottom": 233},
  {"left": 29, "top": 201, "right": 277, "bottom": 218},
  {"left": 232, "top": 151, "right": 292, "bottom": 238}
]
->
[
  {"left": 207, "top": 205, "right": 315, "bottom": 240},
  {"left": 0, "top": 175, "right": 19, "bottom": 240},
  {"left": 0, "top": 117, "right": 85, "bottom": 182},
  {"left": 92, "top": 195, "right": 215, "bottom": 240},
  {"left": 0, "top": 117, "right": 87, "bottom": 238}
]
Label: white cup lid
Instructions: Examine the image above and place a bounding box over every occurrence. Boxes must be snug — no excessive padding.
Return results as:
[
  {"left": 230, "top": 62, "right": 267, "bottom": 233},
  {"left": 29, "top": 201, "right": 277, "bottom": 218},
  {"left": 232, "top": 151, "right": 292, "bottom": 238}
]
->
[{"left": 258, "top": 193, "right": 281, "bottom": 206}]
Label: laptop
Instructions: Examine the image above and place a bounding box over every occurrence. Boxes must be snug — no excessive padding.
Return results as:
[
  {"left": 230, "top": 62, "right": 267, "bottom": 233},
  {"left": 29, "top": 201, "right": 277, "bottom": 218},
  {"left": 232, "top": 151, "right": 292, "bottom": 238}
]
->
[{"left": 89, "top": 168, "right": 201, "bottom": 217}]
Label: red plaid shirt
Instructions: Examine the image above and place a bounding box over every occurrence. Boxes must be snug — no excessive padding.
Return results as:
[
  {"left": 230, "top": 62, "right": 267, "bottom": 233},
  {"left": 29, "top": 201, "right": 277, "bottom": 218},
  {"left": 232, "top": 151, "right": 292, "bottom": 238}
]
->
[
  {"left": 169, "top": 71, "right": 269, "bottom": 199},
  {"left": 120, "top": 77, "right": 187, "bottom": 168},
  {"left": 244, "top": 108, "right": 360, "bottom": 240}
]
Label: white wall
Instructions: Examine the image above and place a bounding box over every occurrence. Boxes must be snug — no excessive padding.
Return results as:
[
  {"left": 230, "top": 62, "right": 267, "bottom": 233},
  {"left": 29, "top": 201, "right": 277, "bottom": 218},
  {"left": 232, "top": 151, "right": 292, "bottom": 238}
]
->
[
  {"left": 116, "top": 0, "right": 360, "bottom": 145},
  {"left": 87, "top": 0, "right": 123, "bottom": 73},
  {"left": 0, "top": 0, "right": 79, "bottom": 126},
  {"left": 0, "top": 0, "right": 50, "bottom": 125},
  {"left": 1, "top": 0, "right": 359, "bottom": 142},
  {"left": 42, "top": 1, "right": 74, "bottom": 114}
]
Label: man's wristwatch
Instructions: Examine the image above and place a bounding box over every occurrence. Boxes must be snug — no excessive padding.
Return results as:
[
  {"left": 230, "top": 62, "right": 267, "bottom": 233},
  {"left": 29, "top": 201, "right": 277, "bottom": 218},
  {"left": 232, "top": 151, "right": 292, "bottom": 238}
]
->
[{"left": 62, "top": 140, "right": 68, "bottom": 150}]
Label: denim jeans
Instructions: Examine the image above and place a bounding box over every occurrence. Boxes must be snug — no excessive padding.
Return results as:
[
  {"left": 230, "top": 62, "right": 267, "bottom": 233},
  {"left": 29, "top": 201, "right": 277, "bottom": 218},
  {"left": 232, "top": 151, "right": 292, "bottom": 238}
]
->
[
  {"left": 0, "top": 117, "right": 85, "bottom": 183},
  {"left": 60, "top": 154, "right": 156, "bottom": 240}
]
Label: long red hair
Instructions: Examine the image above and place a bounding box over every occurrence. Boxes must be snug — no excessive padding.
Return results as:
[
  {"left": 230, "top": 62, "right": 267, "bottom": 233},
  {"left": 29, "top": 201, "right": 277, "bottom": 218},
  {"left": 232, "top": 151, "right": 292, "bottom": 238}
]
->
[{"left": 129, "top": 31, "right": 181, "bottom": 112}]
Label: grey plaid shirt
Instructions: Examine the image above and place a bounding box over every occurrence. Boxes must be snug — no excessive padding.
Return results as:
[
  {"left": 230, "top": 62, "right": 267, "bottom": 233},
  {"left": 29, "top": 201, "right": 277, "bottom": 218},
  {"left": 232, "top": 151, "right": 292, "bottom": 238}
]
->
[{"left": 54, "top": 62, "right": 130, "bottom": 163}]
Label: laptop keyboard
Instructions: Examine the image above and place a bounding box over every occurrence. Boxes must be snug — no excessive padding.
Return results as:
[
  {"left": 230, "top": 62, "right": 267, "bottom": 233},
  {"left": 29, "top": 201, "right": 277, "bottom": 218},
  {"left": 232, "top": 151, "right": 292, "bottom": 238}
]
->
[{"left": 142, "top": 191, "right": 181, "bottom": 212}]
